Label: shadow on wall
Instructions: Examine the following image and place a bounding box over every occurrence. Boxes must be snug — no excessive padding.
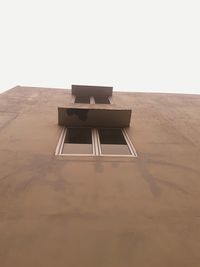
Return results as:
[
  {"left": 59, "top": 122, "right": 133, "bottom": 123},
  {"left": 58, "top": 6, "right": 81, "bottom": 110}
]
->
[{"left": 67, "top": 109, "right": 89, "bottom": 121}]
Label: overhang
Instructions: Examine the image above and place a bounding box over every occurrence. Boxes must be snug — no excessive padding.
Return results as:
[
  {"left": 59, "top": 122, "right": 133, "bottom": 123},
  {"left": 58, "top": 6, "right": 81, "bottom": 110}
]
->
[
  {"left": 71, "top": 85, "right": 113, "bottom": 97},
  {"left": 58, "top": 106, "right": 131, "bottom": 127}
]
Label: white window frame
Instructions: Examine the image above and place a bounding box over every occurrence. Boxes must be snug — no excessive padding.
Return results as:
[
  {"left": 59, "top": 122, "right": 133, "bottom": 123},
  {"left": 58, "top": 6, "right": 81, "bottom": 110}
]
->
[
  {"left": 55, "top": 127, "right": 137, "bottom": 157},
  {"left": 96, "top": 128, "right": 137, "bottom": 157},
  {"left": 55, "top": 127, "right": 96, "bottom": 156}
]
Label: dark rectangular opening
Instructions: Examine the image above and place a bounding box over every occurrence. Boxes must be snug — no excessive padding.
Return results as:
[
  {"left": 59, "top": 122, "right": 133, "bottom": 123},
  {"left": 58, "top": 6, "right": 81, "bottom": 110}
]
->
[
  {"left": 94, "top": 96, "right": 110, "bottom": 104},
  {"left": 75, "top": 96, "right": 90, "bottom": 104},
  {"left": 98, "top": 128, "right": 126, "bottom": 144},
  {"left": 65, "top": 128, "right": 92, "bottom": 144}
]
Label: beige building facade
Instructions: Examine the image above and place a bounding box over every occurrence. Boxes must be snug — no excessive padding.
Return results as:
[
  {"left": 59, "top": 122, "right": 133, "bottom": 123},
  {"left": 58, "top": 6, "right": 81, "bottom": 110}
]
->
[{"left": 0, "top": 85, "right": 200, "bottom": 267}]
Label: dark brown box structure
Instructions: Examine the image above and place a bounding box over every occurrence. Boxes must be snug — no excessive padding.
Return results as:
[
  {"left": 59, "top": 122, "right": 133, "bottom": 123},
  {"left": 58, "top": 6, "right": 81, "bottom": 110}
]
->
[
  {"left": 72, "top": 84, "right": 113, "bottom": 97},
  {"left": 58, "top": 106, "right": 132, "bottom": 127}
]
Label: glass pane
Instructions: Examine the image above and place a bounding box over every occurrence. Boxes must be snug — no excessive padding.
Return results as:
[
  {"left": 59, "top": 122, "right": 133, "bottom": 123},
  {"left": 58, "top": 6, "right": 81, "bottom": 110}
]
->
[
  {"left": 75, "top": 96, "right": 90, "bottom": 104},
  {"left": 94, "top": 96, "right": 110, "bottom": 104},
  {"left": 62, "top": 144, "right": 92, "bottom": 154},
  {"left": 101, "top": 144, "right": 131, "bottom": 155},
  {"left": 98, "top": 128, "right": 131, "bottom": 155},
  {"left": 62, "top": 128, "right": 93, "bottom": 154},
  {"left": 98, "top": 128, "right": 126, "bottom": 144},
  {"left": 65, "top": 128, "right": 92, "bottom": 144}
]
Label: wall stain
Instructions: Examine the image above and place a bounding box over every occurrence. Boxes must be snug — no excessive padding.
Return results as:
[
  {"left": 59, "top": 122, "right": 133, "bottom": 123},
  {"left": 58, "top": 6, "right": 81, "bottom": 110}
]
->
[
  {"left": 137, "top": 153, "right": 193, "bottom": 197},
  {"left": 67, "top": 108, "right": 89, "bottom": 121},
  {"left": 137, "top": 158, "right": 161, "bottom": 197},
  {"left": 94, "top": 160, "right": 104, "bottom": 173}
]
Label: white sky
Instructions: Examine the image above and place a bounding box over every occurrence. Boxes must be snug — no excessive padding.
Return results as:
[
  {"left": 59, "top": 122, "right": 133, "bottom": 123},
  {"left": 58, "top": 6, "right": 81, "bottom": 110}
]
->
[{"left": 0, "top": 0, "right": 200, "bottom": 94}]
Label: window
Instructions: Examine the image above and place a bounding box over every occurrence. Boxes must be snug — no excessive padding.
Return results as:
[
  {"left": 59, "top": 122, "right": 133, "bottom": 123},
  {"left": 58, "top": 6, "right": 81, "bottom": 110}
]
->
[
  {"left": 73, "top": 96, "right": 111, "bottom": 104},
  {"left": 60, "top": 128, "right": 94, "bottom": 155},
  {"left": 97, "top": 128, "right": 131, "bottom": 155},
  {"left": 94, "top": 96, "right": 110, "bottom": 104},
  {"left": 75, "top": 96, "right": 90, "bottom": 104},
  {"left": 56, "top": 127, "right": 137, "bottom": 157}
]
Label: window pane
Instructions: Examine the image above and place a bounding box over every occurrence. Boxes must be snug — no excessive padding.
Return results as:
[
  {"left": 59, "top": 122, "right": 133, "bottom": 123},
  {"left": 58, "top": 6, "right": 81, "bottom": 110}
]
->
[
  {"left": 98, "top": 128, "right": 126, "bottom": 144},
  {"left": 94, "top": 96, "right": 110, "bottom": 104},
  {"left": 62, "top": 128, "right": 92, "bottom": 154},
  {"left": 100, "top": 144, "right": 131, "bottom": 155},
  {"left": 65, "top": 128, "right": 92, "bottom": 144},
  {"left": 98, "top": 128, "right": 131, "bottom": 155},
  {"left": 62, "top": 144, "right": 92, "bottom": 154},
  {"left": 75, "top": 96, "right": 90, "bottom": 104}
]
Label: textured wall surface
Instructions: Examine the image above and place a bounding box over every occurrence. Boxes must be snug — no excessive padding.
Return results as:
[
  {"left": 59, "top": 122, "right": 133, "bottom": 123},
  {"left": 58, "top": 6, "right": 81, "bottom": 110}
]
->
[{"left": 0, "top": 86, "right": 200, "bottom": 267}]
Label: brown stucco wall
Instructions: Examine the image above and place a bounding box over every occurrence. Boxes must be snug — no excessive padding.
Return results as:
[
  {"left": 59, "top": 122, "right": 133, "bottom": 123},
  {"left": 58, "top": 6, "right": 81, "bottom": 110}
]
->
[{"left": 0, "top": 86, "right": 200, "bottom": 267}]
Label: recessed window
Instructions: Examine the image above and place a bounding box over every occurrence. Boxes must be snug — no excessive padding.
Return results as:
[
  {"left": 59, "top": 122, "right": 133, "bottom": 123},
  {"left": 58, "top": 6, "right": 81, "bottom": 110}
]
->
[
  {"left": 56, "top": 127, "right": 137, "bottom": 157},
  {"left": 94, "top": 96, "right": 110, "bottom": 104},
  {"left": 75, "top": 96, "right": 90, "bottom": 104},
  {"left": 97, "top": 128, "right": 132, "bottom": 155},
  {"left": 61, "top": 128, "right": 94, "bottom": 155}
]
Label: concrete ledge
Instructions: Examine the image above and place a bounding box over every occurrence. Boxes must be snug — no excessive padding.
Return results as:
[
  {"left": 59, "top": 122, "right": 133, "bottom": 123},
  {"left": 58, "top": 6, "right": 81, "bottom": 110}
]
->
[
  {"left": 58, "top": 106, "right": 131, "bottom": 127},
  {"left": 71, "top": 85, "right": 113, "bottom": 97}
]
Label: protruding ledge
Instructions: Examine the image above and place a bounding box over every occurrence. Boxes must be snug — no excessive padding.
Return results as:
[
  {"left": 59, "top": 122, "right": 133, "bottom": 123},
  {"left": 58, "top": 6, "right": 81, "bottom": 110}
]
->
[
  {"left": 72, "top": 85, "right": 113, "bottom": 97},
  {"left": 58, "top": 107, "right": 131, "bottom": 127}
]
